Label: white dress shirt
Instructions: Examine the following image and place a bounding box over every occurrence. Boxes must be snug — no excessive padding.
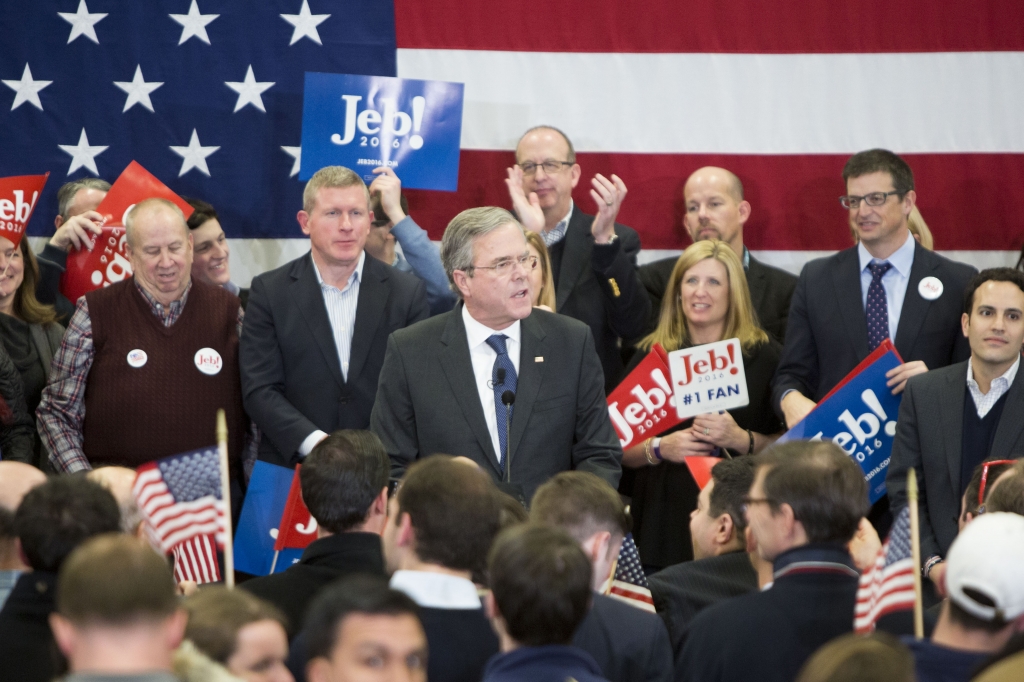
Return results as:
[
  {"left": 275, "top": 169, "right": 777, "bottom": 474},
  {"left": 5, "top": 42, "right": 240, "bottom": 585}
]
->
[
  {"left": 390, "top": 570, "right": 483, "bottom": 609},
  {"left": 299, "top": 251, "right": 366, "bottom": 457},
  {"left": 462, "top": 305, "right": 521, "bottom": 463},
  {"left": 858, "top": 231, "right": 916, "bottom": 342},
  {"left": 967, "top": 355, "right": 1020, "bottom": 418}
]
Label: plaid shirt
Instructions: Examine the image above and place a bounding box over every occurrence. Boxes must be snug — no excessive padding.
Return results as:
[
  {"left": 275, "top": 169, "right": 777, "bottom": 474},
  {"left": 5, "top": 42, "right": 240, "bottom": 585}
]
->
[{"left": 37, "top": 280, "right": 245, "bottom": 474}]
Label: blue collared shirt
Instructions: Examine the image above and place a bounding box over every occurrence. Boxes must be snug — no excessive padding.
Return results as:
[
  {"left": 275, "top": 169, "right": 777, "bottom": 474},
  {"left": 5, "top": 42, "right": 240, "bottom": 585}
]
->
[{"left": 858, "top": 231, "right": 916, "bottom": 342}]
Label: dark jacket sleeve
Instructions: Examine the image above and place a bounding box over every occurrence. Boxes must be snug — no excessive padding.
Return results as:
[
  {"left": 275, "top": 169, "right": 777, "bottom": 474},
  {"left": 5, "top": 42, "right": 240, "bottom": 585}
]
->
[
  {"left": 370, "top": 333, "right": 419, "bottom": 479},
  {"left": 592, "top": 226, "right": 651, "bottom": 342},
  {"left": 771, "top": 267, "right": 818, "bottom": 417},
  {"left": 570, "top": 327, "right": 624, "bottom": 487},
  {"left": 35, "top": 244, "right": 75, "bottom": 324},
  {"left": 0, "top": 348, "right": 35, "bottom": 464}
]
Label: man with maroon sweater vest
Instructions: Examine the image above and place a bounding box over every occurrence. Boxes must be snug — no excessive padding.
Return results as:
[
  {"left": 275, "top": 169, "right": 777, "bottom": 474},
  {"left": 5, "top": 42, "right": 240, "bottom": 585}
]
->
[{"left": 37, "top": 198, "right": 247, "bottom": 477}]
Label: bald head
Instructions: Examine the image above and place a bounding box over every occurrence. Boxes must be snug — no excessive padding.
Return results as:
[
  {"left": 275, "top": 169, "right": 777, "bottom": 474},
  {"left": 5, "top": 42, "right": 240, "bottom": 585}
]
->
[
  {"left": 682, "top": 166, "right": 750, "bottom": 257},
  {"left": 124, "top": 198, "right": 194, "bottom": 306},
  {"left": 125, "top": 198, "right": 188, "bottom": 249},
  {"left": 0, "top": 461, "right": 46, "bottom": 512}
]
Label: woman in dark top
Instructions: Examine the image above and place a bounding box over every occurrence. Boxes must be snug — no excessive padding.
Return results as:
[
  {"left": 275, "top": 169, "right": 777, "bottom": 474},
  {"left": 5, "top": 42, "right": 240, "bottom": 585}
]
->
[
  {"left": 0, "top": 237, "right": 65, "bottom": 467},
  {"left": 624, "top": 240, "right": 783, "bottom": 571}
]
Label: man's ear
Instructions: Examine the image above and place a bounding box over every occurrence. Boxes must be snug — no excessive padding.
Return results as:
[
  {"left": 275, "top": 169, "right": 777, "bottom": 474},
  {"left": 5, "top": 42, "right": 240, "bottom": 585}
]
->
[
  {"left": 714, "top": 513, "right": 736, "bottom": 547},
  {"left": 962, "top": 312, "right": 970, "bottom": 339},
  {"left": 485, "top": 590, "right": 499, "bottom": 620},
  {"left": 49, "top": 613, "right": 76, "bottom": 657},
  {"left": 396, "top": 512, "right": 416, "bottom": 549},
  {"left": 452, "top": 270, "right": 472, "bottom": 299},
  {"left": 580, "top": 531, "right": 612, "bottom": 565},
  {"left": 297, "top": 210, "right": 311, "bottom": 235},
  {"left": 164, "top": 609, "right": 188, "bottom": 651},
  {"left": 569, "top": 163, "right": 581, "bottom": 190},
  {"left": 737, "top": 200, "right": 752, "bottom": 226}
]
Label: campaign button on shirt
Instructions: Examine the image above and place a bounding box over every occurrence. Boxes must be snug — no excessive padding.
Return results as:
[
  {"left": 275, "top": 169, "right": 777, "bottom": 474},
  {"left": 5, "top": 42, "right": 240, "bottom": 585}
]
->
[
  {"left": 194, "top": 348, "right": 223, "bottom": 376},
  {"left": 127, "top": 349, "right": 148, "bottom": 368},
  {"left": 918, "top": 276, "right": 943, "bottom": 301}
]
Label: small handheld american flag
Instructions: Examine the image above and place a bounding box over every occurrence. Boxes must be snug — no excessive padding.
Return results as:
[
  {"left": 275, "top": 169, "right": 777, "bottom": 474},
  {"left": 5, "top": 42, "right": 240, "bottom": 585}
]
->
[
  {"left": 854, "top": 505, "right": 916, "bottom": 634},
  {"left": 607, "top": 532, "right": 656, "bottom": 613},
  {"left": 132, "top": 446, "right": 227, "bottom": 584}
]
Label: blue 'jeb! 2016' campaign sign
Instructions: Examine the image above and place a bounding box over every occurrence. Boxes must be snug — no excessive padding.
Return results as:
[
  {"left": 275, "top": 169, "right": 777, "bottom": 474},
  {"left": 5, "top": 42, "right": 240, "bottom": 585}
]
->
[
  {"left": 777, "top": 342, "right": 903, "bottom": 504},
  {"left": 300, "top": 73, "right": 465, "bottom": 191}
]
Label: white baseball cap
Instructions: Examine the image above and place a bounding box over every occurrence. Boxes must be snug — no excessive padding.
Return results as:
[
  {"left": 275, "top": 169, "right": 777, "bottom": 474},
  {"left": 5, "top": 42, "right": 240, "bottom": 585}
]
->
[{"left": 946, "top": 512, "right": 1024, "bottom": 622}]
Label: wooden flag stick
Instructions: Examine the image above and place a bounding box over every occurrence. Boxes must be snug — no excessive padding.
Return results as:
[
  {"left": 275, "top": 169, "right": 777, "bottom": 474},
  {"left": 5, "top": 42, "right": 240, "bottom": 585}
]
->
[
  {"left": 217, "top": 409, "right": 235, "bottom": 588},
  {"left": 908, "top": 468, "right": 924, "bottom": 639}
]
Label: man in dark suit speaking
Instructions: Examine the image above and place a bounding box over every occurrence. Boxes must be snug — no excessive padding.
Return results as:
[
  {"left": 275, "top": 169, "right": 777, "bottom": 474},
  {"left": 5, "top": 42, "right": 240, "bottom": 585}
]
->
[
  {"left": 370, "top": 207, "right": 622, "bottom": 502},
  {"left": 241, "top": 166, "right": 429, "bottom": 466}
]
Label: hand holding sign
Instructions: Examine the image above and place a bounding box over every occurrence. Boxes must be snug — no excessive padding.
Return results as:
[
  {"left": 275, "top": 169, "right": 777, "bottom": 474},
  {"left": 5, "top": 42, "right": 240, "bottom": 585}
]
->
[
  {"left": 657, "top": 429, "right": 716, "bottom": 462},
  {"left": 51, "top": 211, "right": 106, "bottom": 252},
  {"left": 885, "top": 360, "right": 928, "bottom": 394},
  {"left": 692, "top": 411, "right": 748, "bottom": 452},
  {"left": 368, "top": 167, "right": 407, "bottom": 224}
]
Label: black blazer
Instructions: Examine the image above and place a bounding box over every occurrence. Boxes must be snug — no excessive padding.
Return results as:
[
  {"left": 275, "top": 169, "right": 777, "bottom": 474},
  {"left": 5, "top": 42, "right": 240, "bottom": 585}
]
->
[
  {"left": 639, "top": 252, "right": 797, "bottom": 344},
  {"left": 556, "top": 210, "right": 650, "bottom": 392},
  {"left": 772, "top": 243, "right": 976, "bottom": 412},
  {"left": 419, "top": 606, "right": 500, "bottom": 682},
  {"left": 241, "top": 532, "right": 386, "bottom": 638},
  {"left": 370, "top": 305, "right": 623, "bottom": 503},
  {"left": 0, "top": 572, "right": 62, "bottom": 682},
  {"left": 887, "top": 361, "right": 1024, "bottom": 560},
  {"left": 573, "top": 593, "right": 674, "bottom": 682},
  {"left": 241, "top": 252, "right": 428, "bottom": 466}
]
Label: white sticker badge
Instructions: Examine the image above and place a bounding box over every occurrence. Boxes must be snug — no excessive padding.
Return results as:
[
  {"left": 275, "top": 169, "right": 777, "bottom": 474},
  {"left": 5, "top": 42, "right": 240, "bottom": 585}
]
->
[
  {"left": 918, "top": 276, "right": 943, "bottom": 301},
  {"left": 127, "top": 349, "right": 148, "bottom": 368},
  {"left": 194, "top": 348, "right": 223, "bottom": 376}
]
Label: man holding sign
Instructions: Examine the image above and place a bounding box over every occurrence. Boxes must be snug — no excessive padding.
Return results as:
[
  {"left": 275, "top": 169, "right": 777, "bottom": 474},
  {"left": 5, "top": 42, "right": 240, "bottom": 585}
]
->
[
  {"left": 37, "top": 198, "right": 247, "bottom": 476},
  {"left": 887, "top": 268, "right": 1024, "bottom": 593}
]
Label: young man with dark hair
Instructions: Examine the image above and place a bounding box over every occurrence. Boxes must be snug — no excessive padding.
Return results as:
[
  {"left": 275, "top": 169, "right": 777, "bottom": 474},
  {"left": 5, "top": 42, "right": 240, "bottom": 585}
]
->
[
  {"left": 648, "top": 458, "right": 760, "bottom": 662},
  {"left": 484, "top": 524, "right": 608, "bottom": 682},
  {"left": 50, "top": 534, "right": 184, "bottom": 681},
  {"left": 0, "top": 475, "right": 121, "bottom": 682},
  {"left": 242, "top": 430, "right": 389, "bottom": 637},
  {"left": 985, "top": 461, "right": 1024, "bottom": 516},
  {"left": 382, "top": 455, "right": 501, "bottom": 682},
  {"left": 680, "top": 441, "right": 870, "bottom": 682},
  {"left": 903, "top": 513, "right": 1024, "bottom": 682},
  {"left": 959, "top": 458, "right": 1015, "bottom": 530},
  {"left": 305, "top": 574, "right": 428, "bottom": 682},
  {"left": 888, "top": 268, "right": 1024, "bottom": 594},
  {"left": 531, "top": 471, "right": 673, "bottom": 682}
]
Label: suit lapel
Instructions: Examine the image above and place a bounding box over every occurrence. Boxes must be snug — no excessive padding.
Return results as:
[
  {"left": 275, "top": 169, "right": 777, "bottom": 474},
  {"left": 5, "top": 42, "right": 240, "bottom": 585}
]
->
[
  {"left": 555, "top": 210, "right": 591, "bottom": 311},
  {"left": 939, "top": 365, "right": 967, "bottom": 495},
  {"left": 745, "top": 254, "right": 767, "bottom": 319},
  {"left": 507, "top": 314, "right": 547, "bottom": 460},
  {"left": 290, "top": 254, "right": 344, "bottom": 388},
  {"left": 347, "top": 257, "right": 388, "bottom": 384},
  {"left": 439, "top": 307, "right": 502, "bottom": 476},
  {"left": 831, "top": 249, "right": 871, "bottom": 361},
  {"left": 990, "top": 367, "right": 1024, "bottom": 460},
  {"left": 894, "top": 243, "right": 935, "bottom": 359}
]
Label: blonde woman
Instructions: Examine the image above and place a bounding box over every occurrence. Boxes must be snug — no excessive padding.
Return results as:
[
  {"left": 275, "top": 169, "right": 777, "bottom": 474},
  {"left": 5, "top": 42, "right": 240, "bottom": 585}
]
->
[
  {"left": 623, "top": 240, "right": 783, "bottom": 570},
  {"left": 524, "top": 231, "right": 556, "bottom": 311}
]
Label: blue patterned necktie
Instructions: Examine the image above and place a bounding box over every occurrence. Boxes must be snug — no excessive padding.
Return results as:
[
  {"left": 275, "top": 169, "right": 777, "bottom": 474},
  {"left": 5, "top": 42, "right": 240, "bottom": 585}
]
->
[
  {"left": 485, "top": 334, "right": 518, "bottom": 472},
  {"left": 866, "top": 262, "right": 893, "bottom": 350}
]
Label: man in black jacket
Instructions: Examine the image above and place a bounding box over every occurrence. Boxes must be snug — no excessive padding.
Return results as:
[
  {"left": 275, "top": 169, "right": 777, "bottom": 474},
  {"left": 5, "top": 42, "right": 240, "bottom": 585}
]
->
[
  {"left": 532, "top": 471, "right": 673, "bottom": 682},
  {"left": 383, "top": 455, "right": 502, "bottom": 682},
  {"left": 638, "top": 166, "right": 797, "bottom": 343},
  {"left": 680, "top": 441, "right": 869, "bottom": 682},
  {"left": 242, "top": 430, "right": 388, "bottom": 638},
  {"left": 506, "top": 126, "right": 650, "bottom": 392}
]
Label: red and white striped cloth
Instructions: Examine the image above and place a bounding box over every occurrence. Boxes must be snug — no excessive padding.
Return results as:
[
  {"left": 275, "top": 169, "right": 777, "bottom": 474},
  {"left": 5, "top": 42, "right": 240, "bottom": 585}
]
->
[{"left": 854, "top": 506, "right": 916, "bottom": 633}]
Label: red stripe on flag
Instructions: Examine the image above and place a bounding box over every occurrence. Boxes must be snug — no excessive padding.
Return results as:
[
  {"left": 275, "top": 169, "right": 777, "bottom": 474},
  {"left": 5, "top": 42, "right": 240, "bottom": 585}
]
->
[
  {"left": 403, "top": 151, "right": 1024, "bottom": 251},
  {"left": 394, "top": 0, "right": 1024, "bottom": 53}
]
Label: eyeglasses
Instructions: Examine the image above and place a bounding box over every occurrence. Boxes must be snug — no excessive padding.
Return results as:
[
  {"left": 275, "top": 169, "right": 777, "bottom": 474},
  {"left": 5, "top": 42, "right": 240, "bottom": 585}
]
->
[
  {"left": 518, "top": 160, "right": 573, "bottom": 176},
  {"left": 839, "top": 191, "right": 901, "bottom": 210},
  {"left": 468, "top": 253, "right": 538, "bottom": 277},
  {"left": 977, "top": 459, "right": 1016, "bottom": 509},
  {"left": 740, "top": 496, "right": 776, "bottom": 514}
]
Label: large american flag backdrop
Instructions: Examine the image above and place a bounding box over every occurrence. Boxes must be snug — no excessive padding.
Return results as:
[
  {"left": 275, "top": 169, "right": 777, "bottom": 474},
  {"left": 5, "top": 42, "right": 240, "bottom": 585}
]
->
[{"left": 3, "top": 0, "right": 1022, "bottom": 283}]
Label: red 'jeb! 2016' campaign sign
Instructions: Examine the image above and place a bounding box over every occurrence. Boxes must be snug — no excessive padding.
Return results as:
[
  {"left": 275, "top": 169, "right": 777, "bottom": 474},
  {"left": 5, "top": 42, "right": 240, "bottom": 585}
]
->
[
  {"left": 607, "top": 344, "right": 684, "bottom": 450},
  {"left": 274, "top": 464, "right": 318, "bottom": 551},
  {"left": 0, "top": 173, "right": 49, "bottom": 249},
  {"left": 59, "top": 161, "right": 193, "bottom": 304}
]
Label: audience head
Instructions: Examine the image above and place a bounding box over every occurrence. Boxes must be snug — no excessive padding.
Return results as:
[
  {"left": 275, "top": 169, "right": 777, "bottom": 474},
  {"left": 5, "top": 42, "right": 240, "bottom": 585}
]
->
[
  {"left": 691, "top": 457, "right": 758, "bottom": 560},
  {"left": 524, "top": 230, "right": 556, "bottom": 310},
  {"left": 795, "top": 632, "right": 915, "bottom": 682},
  {"left": 50, "top": 534, "right": 183, "bottom": 672},
  {"left": 961, "top": 458, "right": 1016, "bottom": 529},
  {"left": 383, "top": 454, "right": 502, "bottom": 579},
  {"left": 184, "top": 587, "right": 292, "bottom": 682},
  {"left": 441, "top": 206, "right": 533, "bottom": 329},
  {"left": 88, "top": 466, "right": 145, "bottom": 537},
  {"left": 0, "top": 236, "right": 59, "bottom": 325},
  {"left": 306, "top": 574, "right": 426, "bottom": 682},
  {"left": 184, "top": 197, "right": 232, "bottom": 287},
  {"left": 365, "top": 191, "right": 408, "bottom": 265},
  {"left": 125, "top": 198, "right": 194, "bottom": 305},
  {"left": 514, "top": 126, "right": 581, "bottom": 221},
  {"left": 530, "top": 471, "right": 630, "bottom": 590},
  {"left": 299, "top": 166, "right": 371, "bottom": 273},
  {"left": 941, "top": 513, "right": 1024, "bottom": 646},
  {"left": 841, "top": 149, "right": 916, "bottom": 255},
  {"left": 985, "top": 461, "right": 1024, "bottom": 516},
  {"left": 301, "top": 430, "right": 391, "bottom": 536},
  {"left": 55, "top": 178, "right": 110, "bottom": 227},
  {"left": 961, "top": 268, "right": 1024, "bottom": 371},
  {"left": 15, "top": 475, "right": 121, "bottom": 573},
  {"left": 487, "top": 524, "right": 593, "bottom": 649},
  {"left": 642, "top": 238, "right": 767, "bottom": 353},
  {"left": 748, "top": 441, "right": 869, "bottom": 562},
  {"left": 683, "top": 166, "right": 750, "bottom": 256},
  {"left": 0, "top": 461, "right": 46, "bottom": 570}
]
